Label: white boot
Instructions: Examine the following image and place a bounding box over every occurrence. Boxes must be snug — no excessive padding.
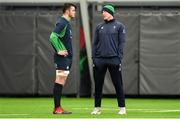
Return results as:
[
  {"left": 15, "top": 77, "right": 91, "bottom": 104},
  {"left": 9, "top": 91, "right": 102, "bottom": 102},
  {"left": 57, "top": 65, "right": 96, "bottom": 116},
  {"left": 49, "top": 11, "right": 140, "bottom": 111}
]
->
[
  {"left": 91, "top": 107, "right": 101, "bottom": 115},
  {"left": 118, "top": 107, "right": 126, "bottom": 115}
]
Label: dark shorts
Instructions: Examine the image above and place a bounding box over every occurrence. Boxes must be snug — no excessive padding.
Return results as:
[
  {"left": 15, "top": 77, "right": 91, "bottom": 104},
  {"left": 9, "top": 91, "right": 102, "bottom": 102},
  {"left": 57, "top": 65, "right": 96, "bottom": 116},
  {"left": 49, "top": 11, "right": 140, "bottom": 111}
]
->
[{"left": 54, "top": 54, "right": 72, "bottom": 70}]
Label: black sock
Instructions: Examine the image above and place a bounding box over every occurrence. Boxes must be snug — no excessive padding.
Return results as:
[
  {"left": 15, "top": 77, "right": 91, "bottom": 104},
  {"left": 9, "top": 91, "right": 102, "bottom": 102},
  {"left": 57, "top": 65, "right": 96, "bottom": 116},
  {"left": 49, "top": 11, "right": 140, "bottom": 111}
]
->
[{"left": 53, "top": 83, "right": 63, "bottom": 108}]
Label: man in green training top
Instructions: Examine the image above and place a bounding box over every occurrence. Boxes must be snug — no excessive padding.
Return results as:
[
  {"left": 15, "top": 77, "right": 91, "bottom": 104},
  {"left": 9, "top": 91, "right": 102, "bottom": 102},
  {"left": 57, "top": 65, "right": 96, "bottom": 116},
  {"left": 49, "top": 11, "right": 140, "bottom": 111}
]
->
[{"left": 49, "top": 3, "right": 76, "bottom": 114}]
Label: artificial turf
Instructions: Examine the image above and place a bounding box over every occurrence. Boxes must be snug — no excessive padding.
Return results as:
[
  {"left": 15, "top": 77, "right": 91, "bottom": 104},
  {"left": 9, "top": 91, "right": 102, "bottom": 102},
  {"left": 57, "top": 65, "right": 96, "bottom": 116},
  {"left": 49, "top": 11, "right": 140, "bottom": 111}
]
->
[{"left": 0, "top": 97, "right": 180, "bottom": 118}]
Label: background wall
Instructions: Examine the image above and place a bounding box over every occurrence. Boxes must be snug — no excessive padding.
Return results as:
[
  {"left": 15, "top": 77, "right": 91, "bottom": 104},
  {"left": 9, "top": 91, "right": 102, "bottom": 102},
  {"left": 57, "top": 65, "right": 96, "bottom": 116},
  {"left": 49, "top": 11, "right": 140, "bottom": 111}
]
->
[
  {"left": 0, "top": 9, "right": 80, "bottom": 95},
  {"left": 0, "top": 3, "right": 180, "bottom": 96},
  {"left": 91, "top": 5, "right": 180, "bottom": 95}
]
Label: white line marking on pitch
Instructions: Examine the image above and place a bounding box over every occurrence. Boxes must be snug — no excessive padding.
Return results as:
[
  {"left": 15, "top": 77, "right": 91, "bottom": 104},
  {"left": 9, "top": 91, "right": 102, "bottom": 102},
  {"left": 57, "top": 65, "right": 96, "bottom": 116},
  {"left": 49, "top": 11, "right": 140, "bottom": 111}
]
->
[
  {"left": 143, "top": 110, "right": 180, "bottom": 112},
  {"left": 0, "top": 118, "right": 177, "bottom": 119},
  {"left": 0, "top": 114, "right": 29, "bottom": 116},
  {"left": 72, "top": 107, "right": 180, "bottom": 112}
]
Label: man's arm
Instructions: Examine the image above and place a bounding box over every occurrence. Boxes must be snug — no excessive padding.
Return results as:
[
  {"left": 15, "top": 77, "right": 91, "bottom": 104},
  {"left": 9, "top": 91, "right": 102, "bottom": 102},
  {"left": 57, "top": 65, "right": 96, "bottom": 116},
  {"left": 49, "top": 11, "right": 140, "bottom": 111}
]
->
[
  {"left": 92, "top": 27, "right": 99, "bottom": 59},
  {"left": 118, "top": 25, "right": 126, "bottom": 60},
  {"left": 49, "top": 21, "right": 67, "bottom": 53},
  {"left": 50, "top": 32, "right": 66, "bottom": 52}
]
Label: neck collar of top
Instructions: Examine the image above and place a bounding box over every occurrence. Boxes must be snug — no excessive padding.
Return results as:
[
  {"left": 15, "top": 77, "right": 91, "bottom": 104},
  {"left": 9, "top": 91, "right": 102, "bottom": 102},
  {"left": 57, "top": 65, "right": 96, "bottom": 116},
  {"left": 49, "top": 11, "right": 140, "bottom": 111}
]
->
[{"left": 104, "top": 19, "right": 115, "bottom": 23}]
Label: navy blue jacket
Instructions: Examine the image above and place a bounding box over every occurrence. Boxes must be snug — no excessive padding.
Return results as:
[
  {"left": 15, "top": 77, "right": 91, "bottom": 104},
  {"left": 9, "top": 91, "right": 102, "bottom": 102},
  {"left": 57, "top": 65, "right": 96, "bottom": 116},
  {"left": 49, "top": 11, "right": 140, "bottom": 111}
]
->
[{"left": 92, "top": 19, "right": 125, "bottom": 61}]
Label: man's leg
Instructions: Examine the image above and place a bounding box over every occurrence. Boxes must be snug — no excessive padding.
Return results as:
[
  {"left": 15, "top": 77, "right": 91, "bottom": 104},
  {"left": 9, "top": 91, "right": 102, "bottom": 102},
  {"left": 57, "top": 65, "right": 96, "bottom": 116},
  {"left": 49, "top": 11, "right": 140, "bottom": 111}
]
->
[
  {"left": 91, "top": 59, "right": 107, "bottom": 114},
  {"left": 53, "top": 70, "right": 71, "bottom": 114},
  {"left": 108, "top": 64, "right": 126, "bottom": 114},
  {"left": 54, "top": 70, "right": 68, "bottom": 107}
]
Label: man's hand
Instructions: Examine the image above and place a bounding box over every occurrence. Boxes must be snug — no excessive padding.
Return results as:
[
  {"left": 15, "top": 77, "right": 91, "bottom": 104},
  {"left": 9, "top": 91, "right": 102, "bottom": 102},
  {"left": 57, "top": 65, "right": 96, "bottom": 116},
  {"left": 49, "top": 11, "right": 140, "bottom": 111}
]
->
[{"left": 57, "top": 50, "right": 68, "bottom": 57}]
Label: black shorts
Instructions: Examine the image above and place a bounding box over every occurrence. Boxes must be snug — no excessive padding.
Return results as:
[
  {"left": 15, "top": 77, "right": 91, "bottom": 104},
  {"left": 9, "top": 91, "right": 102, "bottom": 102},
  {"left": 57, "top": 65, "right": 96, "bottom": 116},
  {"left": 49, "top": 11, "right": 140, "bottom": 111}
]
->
[{"left": 54, "top": 54, "right": 72, "bottom": 70}]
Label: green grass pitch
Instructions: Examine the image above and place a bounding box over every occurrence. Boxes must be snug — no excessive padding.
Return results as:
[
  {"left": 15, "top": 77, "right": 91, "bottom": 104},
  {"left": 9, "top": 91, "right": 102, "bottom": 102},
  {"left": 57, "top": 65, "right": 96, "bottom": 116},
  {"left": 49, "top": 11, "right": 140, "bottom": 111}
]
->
[{"left": 0, "top": 97, "right": 180, "bottom": 118}]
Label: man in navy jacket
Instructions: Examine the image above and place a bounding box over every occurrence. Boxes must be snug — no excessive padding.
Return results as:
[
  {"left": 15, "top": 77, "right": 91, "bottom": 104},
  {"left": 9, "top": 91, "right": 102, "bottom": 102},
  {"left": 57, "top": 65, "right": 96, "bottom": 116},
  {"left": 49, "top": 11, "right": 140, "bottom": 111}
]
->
[{"left": 91, "top": 4, "right": 126, "bottom": 115}]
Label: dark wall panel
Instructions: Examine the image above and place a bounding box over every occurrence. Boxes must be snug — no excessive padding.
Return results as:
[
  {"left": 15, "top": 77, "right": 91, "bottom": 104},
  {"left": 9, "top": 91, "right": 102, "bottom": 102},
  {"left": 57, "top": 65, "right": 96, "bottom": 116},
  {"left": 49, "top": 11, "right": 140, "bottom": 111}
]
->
[
  {"left": 0, "top": 12, "right": 35, "bottom": 94},
  {"left": 140, "top": 14, "right": 180, "bottom": 95}
]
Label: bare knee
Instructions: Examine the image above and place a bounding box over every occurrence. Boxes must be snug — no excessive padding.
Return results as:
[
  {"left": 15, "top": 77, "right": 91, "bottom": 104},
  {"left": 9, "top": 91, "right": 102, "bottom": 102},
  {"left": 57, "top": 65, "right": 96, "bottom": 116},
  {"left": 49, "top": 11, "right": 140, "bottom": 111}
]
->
[{"left": 55, "top": 70, "right": 69, "bottom": 85}]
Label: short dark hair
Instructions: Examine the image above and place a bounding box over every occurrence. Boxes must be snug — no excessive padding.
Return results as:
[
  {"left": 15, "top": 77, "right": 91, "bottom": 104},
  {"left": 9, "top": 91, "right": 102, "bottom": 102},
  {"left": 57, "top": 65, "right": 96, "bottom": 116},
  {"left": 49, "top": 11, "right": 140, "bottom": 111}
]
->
[{"left": 62, "top": 3, "right": 77, "bottom": 13}]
